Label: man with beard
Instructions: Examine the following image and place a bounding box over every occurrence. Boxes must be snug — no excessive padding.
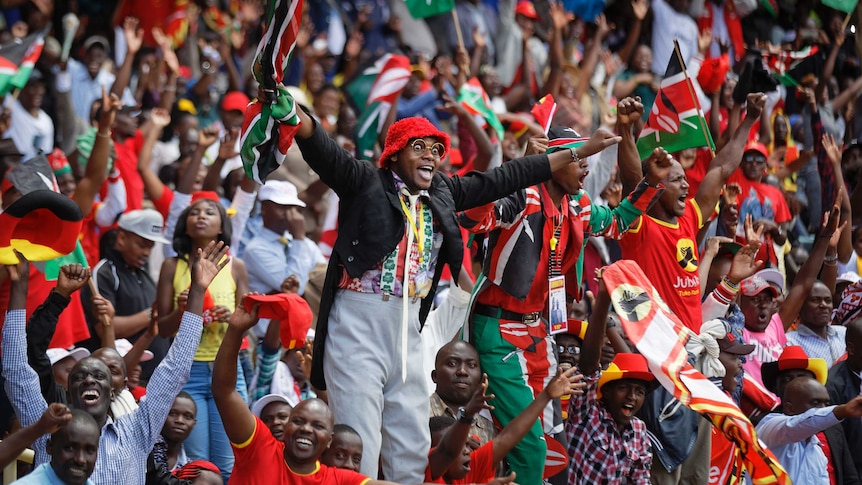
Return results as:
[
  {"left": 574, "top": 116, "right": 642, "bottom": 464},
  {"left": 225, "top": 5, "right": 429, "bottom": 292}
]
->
[
  {"left": 14, "top": 409, "right": 100, "bottom": 485},
  {"left": 2, "top": 241, "right": 229, "bottom": 484},
  {"left": 430, "top": 341, "right": 496, "bottom": 445}
]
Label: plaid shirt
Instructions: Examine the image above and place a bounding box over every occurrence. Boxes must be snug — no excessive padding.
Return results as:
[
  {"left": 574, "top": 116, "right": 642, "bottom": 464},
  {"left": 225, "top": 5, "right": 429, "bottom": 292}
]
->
[
  {"left": 2, "top": 309, "right": 202, "bottom": 485},
  {"left": 565, "top": 370, "right": 652, "bottom": 485}
]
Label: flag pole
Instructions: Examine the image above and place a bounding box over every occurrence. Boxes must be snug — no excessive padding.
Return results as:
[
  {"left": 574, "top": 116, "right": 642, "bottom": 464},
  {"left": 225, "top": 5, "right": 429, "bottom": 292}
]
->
[
  {"left": 87, "top": 278, "right": 112, "bottom": 328},
  {"left": 842, "top": 11, "right": 852, "bottom": 31},
  {"left": 674, "top": 39, "right": 715, "bottom": 159},
  {"left": 451, "top": 8, "right": 465, "bottom": 50}
]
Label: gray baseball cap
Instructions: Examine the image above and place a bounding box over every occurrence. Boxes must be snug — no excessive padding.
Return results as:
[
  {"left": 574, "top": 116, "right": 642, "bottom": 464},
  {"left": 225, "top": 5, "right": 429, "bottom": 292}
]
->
[{"left": 118, "top": 209, "right": 169, "bottom": 244}]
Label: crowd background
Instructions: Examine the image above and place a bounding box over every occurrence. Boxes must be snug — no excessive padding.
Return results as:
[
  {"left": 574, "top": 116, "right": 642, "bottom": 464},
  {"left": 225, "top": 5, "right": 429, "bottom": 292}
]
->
[{"left": 0, "top": 0, "right": 861, "bottom": 483}]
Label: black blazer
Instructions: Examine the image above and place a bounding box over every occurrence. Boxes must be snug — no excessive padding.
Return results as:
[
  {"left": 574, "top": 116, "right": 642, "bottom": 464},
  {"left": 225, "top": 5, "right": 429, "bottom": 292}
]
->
[
  {"left": 295, "top": 122, "right": 554, "bottom": 389},
  {"left": 827, "top": 361, "right": 862, "bottom": 477},
  {"left": 824, "top": 424, "right": 862, "bottom": 485}
]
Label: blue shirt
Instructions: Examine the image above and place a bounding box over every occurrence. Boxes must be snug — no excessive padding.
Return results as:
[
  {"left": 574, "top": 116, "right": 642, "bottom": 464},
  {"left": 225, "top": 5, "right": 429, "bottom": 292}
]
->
[
  {"left": 756, "top": 407, "right": 842, "bottom": 485},
  {"left": 244, "top": 226, "right": 322, "bottom": 296},
  {"left": 2, "top": 309, "right": 203, "bottom": 485},
  {"left": 13, "top": 463, "right": 94, "bottom": 484},
  {"left": 786, "top": 324, "right": 847, "bottom": 367}
]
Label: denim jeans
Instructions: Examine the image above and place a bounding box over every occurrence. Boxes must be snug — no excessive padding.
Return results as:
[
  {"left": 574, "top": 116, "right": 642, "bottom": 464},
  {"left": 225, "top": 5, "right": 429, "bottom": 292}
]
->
[{"left": 183, "top": 359, "right": 247, "bottom": 483}]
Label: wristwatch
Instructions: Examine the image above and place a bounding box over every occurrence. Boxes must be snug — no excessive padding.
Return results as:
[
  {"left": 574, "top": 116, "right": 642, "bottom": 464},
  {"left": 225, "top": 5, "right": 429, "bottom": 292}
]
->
[{"left": 456, "top": 407, "right": 476, "bottom": 425}]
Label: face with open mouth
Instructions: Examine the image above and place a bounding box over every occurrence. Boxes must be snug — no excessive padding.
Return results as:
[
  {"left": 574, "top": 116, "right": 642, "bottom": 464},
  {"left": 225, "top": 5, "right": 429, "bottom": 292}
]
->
[
  {"left": 67, "top": 358, "right": 113, "bottom": 422},
  {"left": 551, "top": 156, "right": 590, "bottom": 194},
  {"left": 444, "top": 443, "right": 473, "bottom": 480},
  {"left": 657, "top": 161, "right": 689, "bottom": 218},
  {"left": 601, "top": 379, "right": 648, "bottom": 428},
  {"left": 261, "top": 401, "right": 293, "bottom": 442},
  {"left": 282, "top": 399, "right": 333, "bottom": 470},
  {"left": 741, "top": 292, "right": 777, "bottom": 333},
  {"left": 390, "top": 137, "right": 445, "bottom": 193}
]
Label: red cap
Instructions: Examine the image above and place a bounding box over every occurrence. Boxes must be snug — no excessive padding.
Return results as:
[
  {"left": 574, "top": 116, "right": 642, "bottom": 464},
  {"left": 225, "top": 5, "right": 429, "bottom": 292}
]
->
[
  {"left": 221, "top": 91, "right": 250, "bottom": 112},
  {"left": 244, "top": 293, "right": 313, "bottom": 349},
  {"left": 743, "top": 141, "right": 768, "bottom": 159},
  {"left": 515, "top": 1, "right": 540, "bottom": 19}
]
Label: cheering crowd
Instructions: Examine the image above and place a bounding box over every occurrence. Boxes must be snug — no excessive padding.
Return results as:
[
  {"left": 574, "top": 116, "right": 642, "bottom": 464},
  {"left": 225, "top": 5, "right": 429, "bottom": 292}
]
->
[{"left": 1, "top": 0, "right": 862, "bottom": 483}]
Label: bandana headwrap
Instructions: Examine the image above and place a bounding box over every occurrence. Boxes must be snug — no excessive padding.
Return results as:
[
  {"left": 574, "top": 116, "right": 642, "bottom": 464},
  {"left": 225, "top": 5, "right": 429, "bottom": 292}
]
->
[
  {"left": 47, "top": 148, "right": 71, "bottom": 177},
  {"left": 833, "top": 280, "right": 862, "bottom": 326}
]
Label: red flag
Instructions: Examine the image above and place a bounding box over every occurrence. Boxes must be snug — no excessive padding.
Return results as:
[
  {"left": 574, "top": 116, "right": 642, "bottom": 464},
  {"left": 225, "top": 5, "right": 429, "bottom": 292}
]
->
[
  {"left": 531, "top": 94, "right": 557, "bottom": 135},
  {"left": 601, "top": 260, "right": 790, "bottom": 485}
]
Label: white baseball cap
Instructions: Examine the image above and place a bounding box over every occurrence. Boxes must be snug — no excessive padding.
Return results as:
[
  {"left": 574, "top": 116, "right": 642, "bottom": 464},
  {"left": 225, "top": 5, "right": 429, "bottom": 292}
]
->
[
  {"left": 46, "top": 347, "right": 90, "bottom": 366},
  {"left": 118, "top": 209, "right": 170, "bottom": 245},
  {"left": 251, "top": 393, "right": 296, "bottom": 418},
  {"left": 115, "top": 338, "right": 154, "bottom": 362},
  {"left": 258, "top": 180, "right": 306, "bottom": 208}
]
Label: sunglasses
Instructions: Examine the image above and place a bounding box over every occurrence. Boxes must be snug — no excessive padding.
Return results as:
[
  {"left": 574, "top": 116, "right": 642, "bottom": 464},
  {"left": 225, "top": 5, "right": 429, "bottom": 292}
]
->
[
  {"left": 410, "top": 139, "right": 446, "bottom": 159},
  {"left": 557, "top": 345, "right": 581, "bottom": 355}
]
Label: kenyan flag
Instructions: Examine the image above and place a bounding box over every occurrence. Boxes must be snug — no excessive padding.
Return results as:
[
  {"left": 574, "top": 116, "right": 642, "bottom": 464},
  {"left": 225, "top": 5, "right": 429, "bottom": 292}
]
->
[
  {"left": 405, "top": 0, "right": 455, "bottom": 18},
  {"left": 344, "top": 53, "right": 411, "bottom": 159},
  {"left": 0, "top": 25, "right": 49, "bottom": 96},
  {"left": 636, "top": 45, "right": 715, "bottom": 159},
  {"left": 458, "top": 77, "right": 504, "bottom": 141},
  {"left": 822, "top": 0, "right": 858, "bottom": 13}
]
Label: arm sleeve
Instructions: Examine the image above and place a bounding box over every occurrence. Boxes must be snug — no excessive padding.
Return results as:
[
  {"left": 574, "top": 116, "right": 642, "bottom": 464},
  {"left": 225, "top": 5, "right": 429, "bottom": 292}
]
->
[
  {"left": 229, "top": 187, "right": 258, "bottom": 250},
  {"left": 448, "top": 154, "right": 553, "bottom": 210},
  {"left": 395, "top": 89, "right": 439, "bottom": 119},
  {"left": 294, "top": 119, "right": 372, "bottom": 198},
  {"left": 94, "top": 175, "right": 128, "bottom": 227},
  {"left": 250, "top": 344, "right": 281, "bottom": 404},
  {"left": 131, "top": 311, "right": 203, "bottom": 452},
  {"left": 2, "top": 310, "right": 49, "bottom": 464},
  {"left": 756, "top": 407, "right": 841, "bottom": 447},
  {"left": 587, "top": 180, "right": 664, "bottom": 239},
  {"left": 25, "top": 291, "right": 71, "bottom": 400},
  {"left": 458, "top": 191, "right": 529, "bottom": 233}
]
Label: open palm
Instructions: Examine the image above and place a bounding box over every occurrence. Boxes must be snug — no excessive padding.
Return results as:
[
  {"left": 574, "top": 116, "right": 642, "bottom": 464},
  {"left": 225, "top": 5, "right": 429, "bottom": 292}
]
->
[{"left": 191, "top": 241, "right": 230, "bottom": 289}]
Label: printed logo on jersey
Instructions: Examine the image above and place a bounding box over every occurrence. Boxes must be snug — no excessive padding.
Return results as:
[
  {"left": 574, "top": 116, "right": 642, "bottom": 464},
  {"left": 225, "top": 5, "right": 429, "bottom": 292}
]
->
[{"left": 676, "top": 238, "right": 698, "bottom": 272}]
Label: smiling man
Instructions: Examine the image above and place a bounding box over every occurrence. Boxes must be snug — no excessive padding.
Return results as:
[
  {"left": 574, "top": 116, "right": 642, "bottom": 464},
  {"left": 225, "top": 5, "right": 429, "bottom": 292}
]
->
[
  {"left": 212, "top": 300, "right": 514, "bottom": 485},
  {"left": 565, "top": 274, "right": 654, "bottom": 484},
  {"left": 14, "top": 409, "right": 100, "bottom": 485},
  {"left": 289, "top": 92, "right": 620, "bottom": 482},
  {"left": 3, "top": 242, "right": 230, "bottom": 484},
  {"left": 458, "top": 119, "right": 668, "bottom": 484},
  {"left": 786, "top": 281, "right": 847, "bottom": 366}
]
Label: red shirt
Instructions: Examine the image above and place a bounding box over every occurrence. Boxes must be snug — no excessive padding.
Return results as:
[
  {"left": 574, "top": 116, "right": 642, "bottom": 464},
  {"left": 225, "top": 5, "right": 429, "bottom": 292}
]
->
[
  {"left": 112, "top": 132, "right": 145, "bottom": 212},
  {"left": 709, "top": 394, "right": 744, "bottom": 484},
  {"left": 230, "top": 417, "right": 370, "bottom": 485},
  {"left": 619, "top": 199, "right": 705, "bottom": 331},
  {"left": 425, "top": 441, "right": 495, "bottom": 484}
]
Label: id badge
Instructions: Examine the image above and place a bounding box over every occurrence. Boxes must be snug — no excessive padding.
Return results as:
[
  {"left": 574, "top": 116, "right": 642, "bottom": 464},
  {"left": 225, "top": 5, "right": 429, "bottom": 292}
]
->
[{"left": 548, "top": 275, "right": 567, "bottom": 335}]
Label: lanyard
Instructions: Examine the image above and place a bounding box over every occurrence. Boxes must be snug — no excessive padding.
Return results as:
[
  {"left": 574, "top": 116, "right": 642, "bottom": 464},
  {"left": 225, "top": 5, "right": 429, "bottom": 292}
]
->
[
  {"left": 398, "top": 195, "right": 425, "bottom": 259},
  {"left": 548, "top": 214, "right": 564, "bottom": 277}
]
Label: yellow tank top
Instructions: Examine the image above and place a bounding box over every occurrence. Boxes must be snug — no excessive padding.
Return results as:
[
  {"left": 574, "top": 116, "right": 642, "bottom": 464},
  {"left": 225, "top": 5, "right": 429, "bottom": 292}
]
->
[{"left": 172, "top": 256, "right": 236, "bottom": 361}]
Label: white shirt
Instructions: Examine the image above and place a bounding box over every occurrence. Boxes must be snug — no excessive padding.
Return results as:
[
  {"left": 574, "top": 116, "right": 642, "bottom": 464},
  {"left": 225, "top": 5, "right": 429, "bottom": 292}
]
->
[
  {"left": 66, "top": 58, "right": 136, "bottom": 122},
  {"left": 650, "top": 0, "right": 700, "bottom": 74},
  {"left": 4, "top": 99, "right": 53, "bottom": 161}
]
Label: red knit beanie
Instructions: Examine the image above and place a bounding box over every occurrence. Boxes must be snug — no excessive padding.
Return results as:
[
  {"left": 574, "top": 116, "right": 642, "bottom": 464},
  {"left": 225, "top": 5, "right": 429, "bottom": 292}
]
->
[{"left": 378, "top": 117, "right": 451, "bottom": 168}]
